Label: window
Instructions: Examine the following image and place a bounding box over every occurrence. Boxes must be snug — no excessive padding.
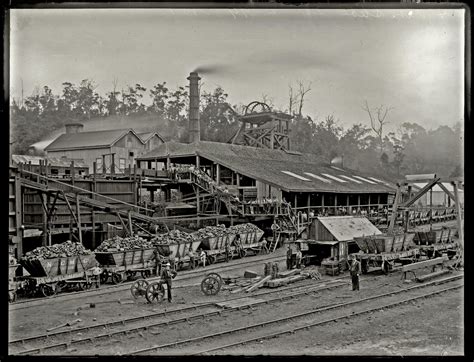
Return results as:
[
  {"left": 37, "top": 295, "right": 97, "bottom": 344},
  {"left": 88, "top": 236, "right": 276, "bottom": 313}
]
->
[
  {"left": 129, "top": 151, "right": 134, "bottom": 157},
  {"left": 96, "top": 158, "right": 102, "bottom": 172},
  {"left": 119, "top": 158, "right": 126, "bottom": 172}
]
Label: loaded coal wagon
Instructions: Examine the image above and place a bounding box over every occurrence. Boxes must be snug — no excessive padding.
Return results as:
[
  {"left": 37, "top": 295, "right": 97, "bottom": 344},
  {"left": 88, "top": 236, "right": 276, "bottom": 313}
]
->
[
  {"left": 17, "top": 242, "right": 99, "bottom": 297},
  {"left": 94, "top": 236, "right": 157, "bottom": 284},
  {"left": 229, "top": 223, "right": 266, "bottom": 256},
  {"left": 194, "top": 225, "right": 238, "bottom": 264},
  {"left": 152, "top": 230, "right": 202, "bottom": 270}
]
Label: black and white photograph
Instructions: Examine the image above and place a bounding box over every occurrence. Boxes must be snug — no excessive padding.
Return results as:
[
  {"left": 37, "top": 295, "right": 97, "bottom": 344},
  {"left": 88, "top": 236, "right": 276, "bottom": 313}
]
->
[{"left": 7, "top": 3, "right": 466, "bottom": 357}]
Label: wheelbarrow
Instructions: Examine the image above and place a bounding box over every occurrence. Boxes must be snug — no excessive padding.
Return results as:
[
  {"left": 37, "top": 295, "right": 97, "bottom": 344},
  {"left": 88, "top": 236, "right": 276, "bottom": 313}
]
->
[{"left": 130, "top": 278, "right": 166, "bottom": 303}]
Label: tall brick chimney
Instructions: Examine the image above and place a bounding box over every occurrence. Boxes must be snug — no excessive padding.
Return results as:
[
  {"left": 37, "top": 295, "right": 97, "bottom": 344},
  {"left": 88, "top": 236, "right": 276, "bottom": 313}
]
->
[
  {"left": 187, "top": 72, "right": 201, "bottom": 143},
  {"left": 65, "top": 123, "right": 84, "bottom": 134}
]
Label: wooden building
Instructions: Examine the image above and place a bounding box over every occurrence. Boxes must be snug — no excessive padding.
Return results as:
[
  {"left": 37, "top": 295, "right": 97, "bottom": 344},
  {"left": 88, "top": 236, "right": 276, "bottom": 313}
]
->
[
  {"left": 44, "top": 123, "right": 164, "bottom": 174},
  {"left": 136, "top": 140, "right": 397, "bottom": 218}
]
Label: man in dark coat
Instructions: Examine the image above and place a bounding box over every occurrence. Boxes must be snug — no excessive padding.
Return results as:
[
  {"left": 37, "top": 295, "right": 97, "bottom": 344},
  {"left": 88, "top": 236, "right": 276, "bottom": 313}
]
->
[
  {"left": 152, "top": 247, "right": 162, "bottom": 276},
  {"left": 349, "top": 254, "right": 361, "bottom": 291},
  {"left": 286, "top": 245, "right": 293, "bottom": 270},
  {"left": 161, "top": 262, "right": 177, "bottom": 302}
]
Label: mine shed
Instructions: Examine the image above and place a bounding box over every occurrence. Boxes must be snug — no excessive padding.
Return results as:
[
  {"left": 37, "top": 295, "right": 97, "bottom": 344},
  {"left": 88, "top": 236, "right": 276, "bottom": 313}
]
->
[{"left": 296, "top": 216, "right": 383, "bottom": 266}]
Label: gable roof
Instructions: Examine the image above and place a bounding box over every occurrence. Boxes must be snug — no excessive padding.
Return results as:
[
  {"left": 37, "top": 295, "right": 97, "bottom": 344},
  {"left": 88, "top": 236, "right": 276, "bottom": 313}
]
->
[
  {"left": 316, "top": 216, "right": 382, "bottom": 241},
  {"left": 137, "top": 141, "right": 397, "bottom": 194},
  {"left": 45, "top": 129, "right": 144, "bottom": 151},
  {"left": 137, "top": 132, "right": 165, "bottom": 143}
]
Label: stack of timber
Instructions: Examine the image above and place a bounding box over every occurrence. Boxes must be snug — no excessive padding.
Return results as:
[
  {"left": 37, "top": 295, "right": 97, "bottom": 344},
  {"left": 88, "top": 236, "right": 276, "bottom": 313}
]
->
[{"left": 265, "top": 268, "right": 308, "bottom": 288}]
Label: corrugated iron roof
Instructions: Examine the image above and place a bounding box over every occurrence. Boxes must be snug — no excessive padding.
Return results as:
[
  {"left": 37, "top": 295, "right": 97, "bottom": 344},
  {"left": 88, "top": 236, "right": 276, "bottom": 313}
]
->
[
  {"left": 316, "top": 216, "right": 382, "bottom": 241},
  {"left": 137, "top": 141, "right": 396, "bottom": 193},
  {"left": 45, "top": 129, "right": 144, "bottom": 151},
  {"left": 11, "top": 154, "right": 89, "bottom": 168}
]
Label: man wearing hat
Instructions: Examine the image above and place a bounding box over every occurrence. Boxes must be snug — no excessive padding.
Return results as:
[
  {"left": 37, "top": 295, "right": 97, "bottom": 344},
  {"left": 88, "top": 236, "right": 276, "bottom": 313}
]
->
[{"left": 161, "top": 262, "right": 177, "bottom": 302}]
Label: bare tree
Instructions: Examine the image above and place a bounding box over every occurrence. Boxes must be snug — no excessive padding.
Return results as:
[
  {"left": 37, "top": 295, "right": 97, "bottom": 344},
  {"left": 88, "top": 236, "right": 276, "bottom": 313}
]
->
[
  {"left": 288, "top": 84, "right": 298, "bottom": 115},
  {"left": 362, "top": 100, "right": 393, "bottom": 152},
  {"left": 297, "top": 80, "right": 312, "bottom": 117},
  {"left": 260, "top": 93, "right": 274, "bottom": 109}
]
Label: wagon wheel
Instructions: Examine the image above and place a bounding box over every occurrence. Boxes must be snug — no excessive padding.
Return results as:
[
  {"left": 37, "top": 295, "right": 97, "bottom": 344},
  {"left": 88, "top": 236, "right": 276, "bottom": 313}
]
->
[
  {"left": 111, "top": 273, "right": 123, "bottom": 285},
  {"left": 140, "top": 270, "right": 152, "bottom": 279},
  {"left": 100, "top": 270, "right": 110, "bottom": 284},
  {"left": 77, "top": 282, "right": 87, "bottom": 291},
  {"left": 206, "top": 272, "right": 223, "bottom": 286},
  {"left": 207, "top": 255, "right": 216, "bottom": 265},
  {"left": 8, "top": 291, "right": 17, "bottom": 303},
  {"left": 130, "top": 279, "right": 149, "bottom": 299},
  {"left": 127, "top": 271, "right": 137, "bottom": 280},
  {"left": 39, "top": 284, "right": 56, "bottom": 297},
  {"left": 145, "top": 282, "right": 165, "bottom": 303},
  {"left": 201, "top": 275, "right": 222, "bottom": 296}
]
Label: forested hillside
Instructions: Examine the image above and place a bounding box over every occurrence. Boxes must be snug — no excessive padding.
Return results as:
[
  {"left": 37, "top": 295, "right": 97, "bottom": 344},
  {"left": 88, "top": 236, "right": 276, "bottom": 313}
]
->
[{"left": 10, "top": 79, "right": 463, "bottom": 179}]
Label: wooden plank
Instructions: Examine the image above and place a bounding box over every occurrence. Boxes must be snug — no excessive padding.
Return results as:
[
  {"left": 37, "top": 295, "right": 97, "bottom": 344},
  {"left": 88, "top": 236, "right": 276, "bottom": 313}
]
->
[
  {"left": 401, "top": 256, "right": 447, "bottom": 272},
  {"left": 245, "top": 275, "right": 272, "bottom": 292},
  {"left": 416, "top": 269, "right": 450, "bottom": 283}
]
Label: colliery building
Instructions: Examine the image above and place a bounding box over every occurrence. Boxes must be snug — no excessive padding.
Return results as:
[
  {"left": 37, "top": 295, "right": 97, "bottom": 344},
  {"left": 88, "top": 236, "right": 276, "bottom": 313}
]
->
[
  {"left": 44, "top": 123, "right": 164, "bottom": 174},
  {"left": 136, "top": 140, "right": 396, "bottom": 220}
]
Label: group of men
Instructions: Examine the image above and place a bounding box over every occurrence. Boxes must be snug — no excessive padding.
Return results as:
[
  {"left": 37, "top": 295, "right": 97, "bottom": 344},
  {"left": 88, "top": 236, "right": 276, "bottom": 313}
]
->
[{"left": 286, "top": 245, "right": 303, "bottom": 270}]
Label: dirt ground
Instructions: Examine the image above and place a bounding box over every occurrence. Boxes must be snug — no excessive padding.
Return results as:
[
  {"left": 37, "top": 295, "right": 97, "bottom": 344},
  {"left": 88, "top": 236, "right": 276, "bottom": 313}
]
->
[{"left": 9, "top": 248, "right": 464, "bottom": 356}]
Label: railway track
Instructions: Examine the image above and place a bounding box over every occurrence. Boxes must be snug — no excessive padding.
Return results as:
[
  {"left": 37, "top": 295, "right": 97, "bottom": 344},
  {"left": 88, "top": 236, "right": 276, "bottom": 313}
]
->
[
  {"left": 10, "top": 276, "right": 348, "bottom": 355},
  {"left": 128, "top": 274, "right": 463, "bottom": 355},
  {"left": 9, "top": 253, "right": 285, "bottom": 310},
  {"left": 10, "top": 272, "right": 462, "bottom": 355}
]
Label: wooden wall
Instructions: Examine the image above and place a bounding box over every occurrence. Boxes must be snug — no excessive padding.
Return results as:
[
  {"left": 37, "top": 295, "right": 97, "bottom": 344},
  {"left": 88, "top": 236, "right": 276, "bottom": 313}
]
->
[{"left": 22, "top": 178, "right": 137, "bottom": 227}]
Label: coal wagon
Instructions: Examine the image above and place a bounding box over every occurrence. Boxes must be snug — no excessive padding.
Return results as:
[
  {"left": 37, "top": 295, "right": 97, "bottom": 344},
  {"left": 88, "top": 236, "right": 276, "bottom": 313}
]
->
[{"left": 18, "top": 254, "right": 100, "bottom": 297}]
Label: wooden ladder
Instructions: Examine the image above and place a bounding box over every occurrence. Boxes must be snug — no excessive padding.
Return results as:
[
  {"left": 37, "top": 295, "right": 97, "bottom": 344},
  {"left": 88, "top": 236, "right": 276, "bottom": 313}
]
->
[{"left": 268, "top": 232, "right": 281, "bottom": 253}]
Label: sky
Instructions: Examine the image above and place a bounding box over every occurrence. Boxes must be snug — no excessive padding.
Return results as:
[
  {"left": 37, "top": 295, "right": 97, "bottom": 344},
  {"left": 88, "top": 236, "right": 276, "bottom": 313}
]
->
[{"left": 9, "top": 7, "right": 465, "bottom": 134}]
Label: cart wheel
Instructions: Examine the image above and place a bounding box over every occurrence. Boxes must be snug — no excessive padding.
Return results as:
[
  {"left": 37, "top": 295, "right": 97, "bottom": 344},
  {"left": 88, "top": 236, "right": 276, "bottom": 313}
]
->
[
  {"left": 206, "top": 272, "right": 223, "bottom": 286},
  {"left": 100, "top": 270, "right": 109, "bottom": 284},
  {"left": 207, "top": 255, "right": 216, "bottom": 265},
  {"left": 8, "top": 291, "right": 17, "bottom": 303},
  {"left": 111, "top": 273, "right": 123, "bottom": 285},
  {"left": 201, "top": 275, "right": 221, "bottom": 296},
  {"left": 140, "top": 270, "right": 152, "bottom": 279},
  {"left": 130, "top": 279, "right": 149, "bottom": 299},
  {"left": 39, "top": 284, "right": 56, "bottom": 297},
  {"left": 145, "top": 282, "right": 165, "bottom": 303}
]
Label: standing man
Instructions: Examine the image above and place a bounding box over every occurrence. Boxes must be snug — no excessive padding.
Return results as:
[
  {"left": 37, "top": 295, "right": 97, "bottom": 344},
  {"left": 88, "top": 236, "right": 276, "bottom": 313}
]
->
[
  {"left": 286, "top": 245, "right": 293, "bottom": 270},
  {"left": 187, "top": 246, "right": 196, "bottom": 269},
  {"left": 271, "top": 219, "right": 280, "bottom": 244},
  {"left": 199, "top": 249, "right": 207, "bottom": 267},
  {"left": 295, "top": 247, "right": 302, "bottom": 269},
  {"left": 261, "top": 238, "right": 269, "bottom": 254},
  {"left": 161, "top": 262, "right": 177, "bottom": 302},
  {"left": 152, "top": 246, "right": 163, "bottom": 277},
  {"left": 349, "top": 254, "right": 361, "bottom": 291}
]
